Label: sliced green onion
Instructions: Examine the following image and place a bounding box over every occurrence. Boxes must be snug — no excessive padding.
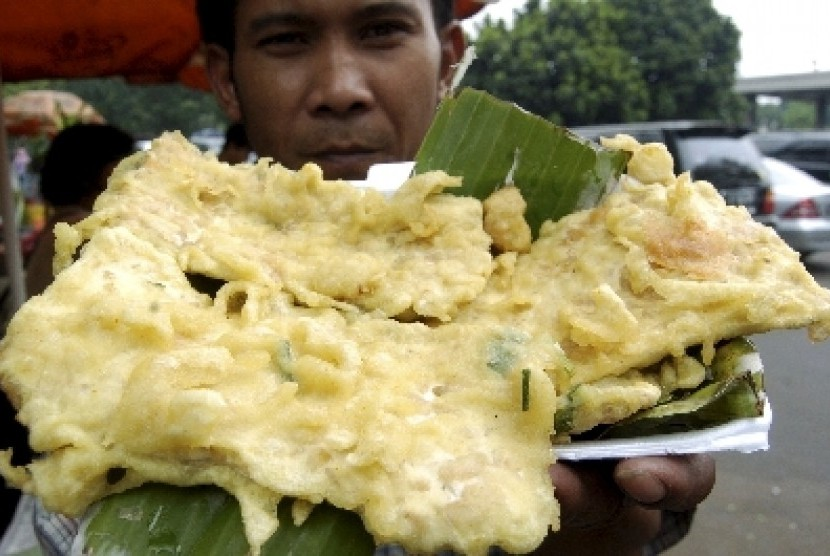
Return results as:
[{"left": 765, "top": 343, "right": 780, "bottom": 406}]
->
[{"left": 522, "top": 369, "right": 531, "bottom": 411}]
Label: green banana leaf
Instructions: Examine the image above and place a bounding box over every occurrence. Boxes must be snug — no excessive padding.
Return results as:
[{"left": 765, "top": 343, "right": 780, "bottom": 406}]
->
[
  {"left": 414, "top": 88, "right": 630, "bottom": 237},
  {"left": 587, "top": 339, "right": 766, "bottom": 440},
  {"left": 82, "top": 485, "right": 374, "bottom": 556}
]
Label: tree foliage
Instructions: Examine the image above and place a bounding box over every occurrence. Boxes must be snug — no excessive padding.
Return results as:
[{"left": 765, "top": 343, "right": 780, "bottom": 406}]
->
[
  {"left": 3, "top": 78, "right": 227, "bottom": 140},
  {"left": 463, "top": 0, "right": 748, "bottom": 126},
  {"left": 758, "top": 100, "right": 818, "bottom": 130}
]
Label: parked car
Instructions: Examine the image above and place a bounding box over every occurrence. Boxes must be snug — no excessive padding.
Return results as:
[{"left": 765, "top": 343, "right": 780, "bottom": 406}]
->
[
  {"left": 756, "top": 156, "right": 830, "bottom": 257},
  {"left": 749, "top": 130, "right": 830, "bottom": 184},
  {"left": 571, "top": 121, "right": 771, "bottom": 216}
]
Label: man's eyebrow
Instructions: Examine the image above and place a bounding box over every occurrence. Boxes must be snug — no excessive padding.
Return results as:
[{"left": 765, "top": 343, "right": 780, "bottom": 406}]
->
[
  {"left": 358, "top": 1, "right": 424, "bottom": 21},
  {"left": 248, "top": 12, "right": 311, "bottom": 33},
  {"left": 247, "top": 2, "right": 424, "bottom": 33}
]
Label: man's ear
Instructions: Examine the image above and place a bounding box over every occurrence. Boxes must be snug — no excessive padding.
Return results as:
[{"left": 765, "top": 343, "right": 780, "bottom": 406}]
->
[
  {"left": 204, "top": 44, "right": 242, "bottom": 122},
  {"left": 437, "top": 22, "right": 467, "bottom": 97}
]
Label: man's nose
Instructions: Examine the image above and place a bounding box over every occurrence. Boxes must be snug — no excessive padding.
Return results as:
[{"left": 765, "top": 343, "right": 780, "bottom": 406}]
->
[{"left": 307, "top": 44, "right": 375, "bottom": 116}]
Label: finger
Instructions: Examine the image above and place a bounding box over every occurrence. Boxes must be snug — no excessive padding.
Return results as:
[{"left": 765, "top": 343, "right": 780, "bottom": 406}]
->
[
  {"left": 540, "top": 504, "right": 663, "bottom": 556},
  {"left": 550, "top": 461, "right": 623, "bottom": 529},
  {"left": 544, "top": 462, "right": 664, "bottom": 555},
  {"left": 614, "top": 454, "right": 716, "bottom": 511}
]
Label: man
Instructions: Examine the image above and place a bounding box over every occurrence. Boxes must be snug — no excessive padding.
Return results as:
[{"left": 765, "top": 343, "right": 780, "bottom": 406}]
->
[
  {"left": 198, "top": 0, "right": 463, "bottom": 180},
  {"left": 197, "top": 1, "right": 716, "bottom": 554}
]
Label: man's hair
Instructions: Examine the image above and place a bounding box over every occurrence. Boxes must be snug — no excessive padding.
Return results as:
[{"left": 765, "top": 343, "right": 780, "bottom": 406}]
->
[
  {"left": 431, "top": 0, "right": 454, "bottom": 29},
  {"left": 196, "top": 0, "right": 456, "bottom": 53},
  {"left": 39, "top": 124, "right": 134, "bottom": 207}
]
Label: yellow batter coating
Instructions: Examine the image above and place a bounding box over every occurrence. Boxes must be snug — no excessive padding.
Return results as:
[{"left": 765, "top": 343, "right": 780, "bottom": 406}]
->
[{"left": 2, "top": 131, "right": 830, "bottom": 555}]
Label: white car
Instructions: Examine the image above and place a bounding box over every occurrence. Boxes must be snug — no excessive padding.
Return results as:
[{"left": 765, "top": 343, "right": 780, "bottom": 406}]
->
[{"left": 757, "top": 156, "right": 830, "bottom": 257}]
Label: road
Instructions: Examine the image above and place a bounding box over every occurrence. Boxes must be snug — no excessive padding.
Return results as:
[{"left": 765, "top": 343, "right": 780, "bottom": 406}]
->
[{"left": 668, "top": 252, "right": 830, "bottom": 555}]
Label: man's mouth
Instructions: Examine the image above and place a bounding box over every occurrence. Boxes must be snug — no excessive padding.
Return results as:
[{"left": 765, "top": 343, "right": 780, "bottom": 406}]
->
[{"left": 308, "top": 147, "right": 388, "bottom": 180}]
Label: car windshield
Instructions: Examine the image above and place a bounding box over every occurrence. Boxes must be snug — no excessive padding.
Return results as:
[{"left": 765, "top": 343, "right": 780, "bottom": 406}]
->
[{"left": 675, "top": 136, "right": 766, "bottom": 186}]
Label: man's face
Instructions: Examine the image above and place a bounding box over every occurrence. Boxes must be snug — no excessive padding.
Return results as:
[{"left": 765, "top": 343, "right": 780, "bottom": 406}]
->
[{"left": 206, "top": 0, "right": 463, "bottom": 180}]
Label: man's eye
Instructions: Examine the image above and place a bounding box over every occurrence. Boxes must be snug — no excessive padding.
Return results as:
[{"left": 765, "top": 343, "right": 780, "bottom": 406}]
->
[
  {"left": 362, "top": 20, "right": 411, "bottom": 42},
  {"left": 256, "top": 32, "right": 307, "bottom": 49}
]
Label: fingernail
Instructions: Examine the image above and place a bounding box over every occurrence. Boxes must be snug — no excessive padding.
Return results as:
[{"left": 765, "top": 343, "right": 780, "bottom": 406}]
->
[{"left": 616, "top": 469, "right": 667, "bottom": 504}]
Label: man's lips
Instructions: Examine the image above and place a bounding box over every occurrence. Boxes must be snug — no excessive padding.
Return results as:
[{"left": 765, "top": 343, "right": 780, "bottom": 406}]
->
[
  {"left": 315, "top": 148, "right": 374, "bottom": 159},
  {"left": 304, "top": 147, "right": 389, "bottom": 179},
  {"left": 309, "top": 142, "right": 378, "bottom": 157}
]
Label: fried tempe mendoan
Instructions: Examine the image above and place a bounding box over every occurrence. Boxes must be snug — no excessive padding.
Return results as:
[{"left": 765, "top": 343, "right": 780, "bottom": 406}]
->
[
  {"left": 0, "top": 133, "right": 558, "bottom": 556},
  {"left": 2, "top": 132, "right": 830, "bottom": 555}
]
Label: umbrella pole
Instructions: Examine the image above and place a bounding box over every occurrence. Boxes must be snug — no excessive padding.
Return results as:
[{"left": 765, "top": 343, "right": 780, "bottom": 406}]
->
[{"left": 0, "top": 71, "right": 28, "bottom": 311}]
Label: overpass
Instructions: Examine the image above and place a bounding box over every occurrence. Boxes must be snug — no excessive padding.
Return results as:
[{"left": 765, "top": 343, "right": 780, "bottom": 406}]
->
[{"left": 736, "top": 70, "right": 830, "bottom": 128}]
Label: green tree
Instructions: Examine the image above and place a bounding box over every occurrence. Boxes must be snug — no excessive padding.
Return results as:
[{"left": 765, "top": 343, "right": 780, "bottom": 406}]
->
[
  {"left": 465, "top": 0, "right": 648, "bottom": 125},
  {"left": 3, "top": 78, "right": 227, "bottom": 139},
  {"left": 781, "top": 100, "right": 817, "bottom": 129},
  {"left": 463, "top": 0, "right": 747, "bottom": 126},
  {"left": 607, "top": 0, "right": 744, "bottom": 122}
]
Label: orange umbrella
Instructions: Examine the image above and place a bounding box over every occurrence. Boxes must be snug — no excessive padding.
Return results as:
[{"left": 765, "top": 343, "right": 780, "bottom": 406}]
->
[
  {"left": 1, "top": 0, "right": 204, "bottom": 87},
  {"left": 3, "top": 90, "right": 105, "bottom": 138}
]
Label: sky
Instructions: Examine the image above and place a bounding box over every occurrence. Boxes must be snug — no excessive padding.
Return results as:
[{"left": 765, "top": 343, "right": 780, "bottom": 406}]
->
[{"left": 462, "top": 0, "right": 830, "bottom": 78}]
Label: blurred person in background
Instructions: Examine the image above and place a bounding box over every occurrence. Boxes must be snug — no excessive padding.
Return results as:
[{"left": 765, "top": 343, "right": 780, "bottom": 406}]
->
[{"left": 24, "top": 123, "right": 135, "bottom": 298}]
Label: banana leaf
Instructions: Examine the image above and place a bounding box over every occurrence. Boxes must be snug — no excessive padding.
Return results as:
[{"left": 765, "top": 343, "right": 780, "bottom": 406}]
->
[
  {"left": 81, "top": 485, "right": 374, "bottom": 556},
  {"left": 414, "top": 88, "right": 630, "bottom": 237},
  {"left": 588, "top": 339, "right": 766, "bottom": 440}
]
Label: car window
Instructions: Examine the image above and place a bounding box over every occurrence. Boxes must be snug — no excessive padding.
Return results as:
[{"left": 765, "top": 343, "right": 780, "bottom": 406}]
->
[
  {"left": 780, "top": 143, "right": 830, "bottom": 161},
  {"left": 675, "top": 136, "right": 761, "bottom": 170},
  {"left": 674, "top": 136, "right": 766, "bottom": 185},
  {"left": 627, "top": 130, "right": 664, "bottom": 143}
]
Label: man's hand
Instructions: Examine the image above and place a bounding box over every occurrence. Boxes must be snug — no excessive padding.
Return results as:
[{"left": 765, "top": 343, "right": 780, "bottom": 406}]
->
[{"left": 533, "top": 455, "right": 716, "bottom": 555}]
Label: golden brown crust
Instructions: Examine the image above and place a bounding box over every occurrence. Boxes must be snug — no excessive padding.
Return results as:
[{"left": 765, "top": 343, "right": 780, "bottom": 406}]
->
[{"left": 3, "top": 131, "right": 830, "bottom": 553}]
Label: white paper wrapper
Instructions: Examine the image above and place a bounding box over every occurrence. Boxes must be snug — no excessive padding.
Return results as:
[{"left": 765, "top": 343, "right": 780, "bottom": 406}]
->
[
  {"left": 554, "top": 398, "right": 771, "bottom": 460},
  {"left": 352, "top": 161, "right": 415, "bottom": 195},
  {"left": 555, "top": 351, "right": 770, "bottom": 460}
]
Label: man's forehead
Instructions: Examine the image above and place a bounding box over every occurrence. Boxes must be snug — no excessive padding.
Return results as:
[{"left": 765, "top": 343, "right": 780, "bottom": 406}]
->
[
  {"left": 237, "top": 0, "right": 434, "bottom": 15},
  {"left": 236, "top": 0, "right": 436, "bottom": 35}
]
